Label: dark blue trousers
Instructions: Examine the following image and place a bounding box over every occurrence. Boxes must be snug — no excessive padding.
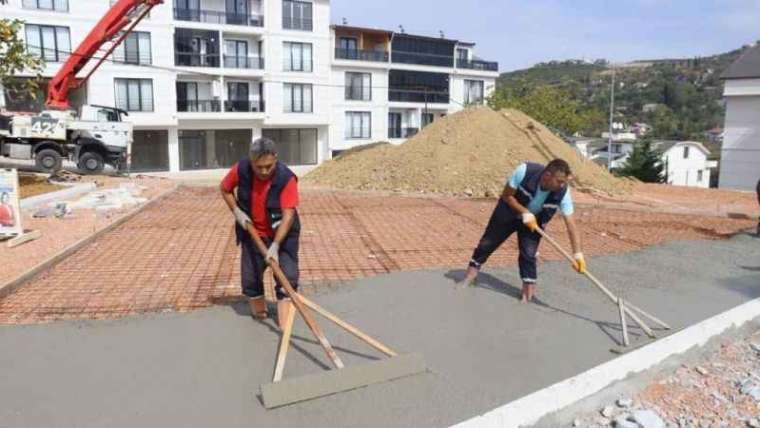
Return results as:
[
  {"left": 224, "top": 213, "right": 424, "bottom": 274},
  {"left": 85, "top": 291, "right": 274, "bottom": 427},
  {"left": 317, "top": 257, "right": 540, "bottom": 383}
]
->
[
  {"left": 240, "top": 233, "right": 299, "bottom": 300},
  {"left": 469, "top": 199, "right": 543, "bottom": 283}
]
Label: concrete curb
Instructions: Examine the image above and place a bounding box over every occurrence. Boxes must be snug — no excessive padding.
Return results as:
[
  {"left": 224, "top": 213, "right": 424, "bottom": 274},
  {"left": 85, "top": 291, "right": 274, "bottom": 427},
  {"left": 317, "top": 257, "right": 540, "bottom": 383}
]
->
[
  {"left": 0, "top": 184, "right": 180, "bottom": 299},
  {"left": 451, "top": 298, "right": 760, "bottom": 428},
  {"left": 19, "top": 182, "right": 97, "bottom": 210}
]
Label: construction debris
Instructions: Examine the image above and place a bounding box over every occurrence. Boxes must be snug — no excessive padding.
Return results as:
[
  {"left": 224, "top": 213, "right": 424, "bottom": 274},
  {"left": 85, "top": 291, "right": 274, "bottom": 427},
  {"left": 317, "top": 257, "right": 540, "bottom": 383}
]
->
[
  {"left": 67, "top": 183, "right": 147, "bottom": 211},
  {"left": 304, "top": 106, "right": 630, "bottom": 197}
]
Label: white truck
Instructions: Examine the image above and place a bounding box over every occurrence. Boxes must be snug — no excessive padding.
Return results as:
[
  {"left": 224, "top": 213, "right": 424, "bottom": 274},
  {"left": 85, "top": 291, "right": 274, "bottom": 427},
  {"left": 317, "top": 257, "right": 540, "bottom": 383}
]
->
[{"left": 0, "top": 105, "right": 132, "bottom": 174}]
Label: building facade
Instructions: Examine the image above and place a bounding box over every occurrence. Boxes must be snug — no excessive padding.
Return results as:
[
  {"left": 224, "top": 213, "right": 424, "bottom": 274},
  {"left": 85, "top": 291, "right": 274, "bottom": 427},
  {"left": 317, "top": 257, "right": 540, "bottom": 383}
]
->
[
  {"left": 720, "top": 44, "right": 760, "bottom": 191},
  {"left": 0, "top": 0, "right": 499, "bottom": 174}
]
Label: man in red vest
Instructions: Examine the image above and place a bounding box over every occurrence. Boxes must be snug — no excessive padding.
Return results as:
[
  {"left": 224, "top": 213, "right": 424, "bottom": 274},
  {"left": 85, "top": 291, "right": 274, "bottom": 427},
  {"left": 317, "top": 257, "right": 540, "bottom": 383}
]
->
[{"left": 220, "top": 138, "right": 300, "bottom": 327}]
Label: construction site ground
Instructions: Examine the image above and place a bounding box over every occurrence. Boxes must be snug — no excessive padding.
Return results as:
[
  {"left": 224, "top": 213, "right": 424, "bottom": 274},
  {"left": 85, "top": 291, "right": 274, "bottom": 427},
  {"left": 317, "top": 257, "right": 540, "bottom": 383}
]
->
[
  {"left": 0, "top": 182, "right": 757, "bottom": 427},
  {"left": 0, "top": 232, "right": 758, "bottom": 428}
]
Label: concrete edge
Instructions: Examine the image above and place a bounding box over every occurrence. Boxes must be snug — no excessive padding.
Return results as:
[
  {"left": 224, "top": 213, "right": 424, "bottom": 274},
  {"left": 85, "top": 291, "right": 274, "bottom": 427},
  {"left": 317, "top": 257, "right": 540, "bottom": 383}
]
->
[
  {"left": 19, "top": 182, "right": 97, "bottom": 210},
  {"left": 0, "top": 184, "right": 180, "bottom": 299},
  {"left": 451, "top": 297, "right": 760, "bottom": 428}
]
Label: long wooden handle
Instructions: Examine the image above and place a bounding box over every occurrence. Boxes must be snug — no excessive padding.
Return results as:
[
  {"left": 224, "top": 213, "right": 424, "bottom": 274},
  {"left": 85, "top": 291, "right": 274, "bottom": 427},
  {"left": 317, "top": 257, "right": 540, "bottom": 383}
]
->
[
  {"left": 245, "top": 224, "right": 345, "bottom": 369},
  {"left": 273, "top": 302, "right": 296, "bottom": 382},
  {"left": 299, "top": 295, "right": 397, "bottom": 357},
  {"left": 534, "top": 228, "right": 656, "bottom": 338}
]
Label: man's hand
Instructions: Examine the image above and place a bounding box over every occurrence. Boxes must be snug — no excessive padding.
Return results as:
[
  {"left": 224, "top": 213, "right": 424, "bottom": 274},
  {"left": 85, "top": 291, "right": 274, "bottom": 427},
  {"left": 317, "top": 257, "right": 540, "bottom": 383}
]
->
[
  {"left": 266, "top": 241, "right": 280, "bottom": 265},
  {"left": 572, "top": 252, "right": 587, "bottom": 274},
  {"left": 233, "top": 206, "right": 251, "bottom": 227},
  {"left": 521, "top": 212, "right": 539, "bottom": 232}
]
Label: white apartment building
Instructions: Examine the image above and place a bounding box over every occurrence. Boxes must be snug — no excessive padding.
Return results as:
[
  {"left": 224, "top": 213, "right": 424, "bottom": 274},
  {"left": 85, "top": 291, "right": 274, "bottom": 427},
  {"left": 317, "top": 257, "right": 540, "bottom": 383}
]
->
[{"left": 1, "top": 0, "right": 498, "bottom": 174}]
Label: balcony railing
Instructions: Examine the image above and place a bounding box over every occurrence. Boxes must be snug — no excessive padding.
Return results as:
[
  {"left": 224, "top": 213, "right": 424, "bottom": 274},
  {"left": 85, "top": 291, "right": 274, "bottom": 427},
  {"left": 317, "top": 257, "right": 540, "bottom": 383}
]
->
[
  {"left": 335, "top": 48, "right": 388, "bottom": 62},
  {"left": 224, "top": 100, "right": 265, "bottom": 113},
  {"left": 174, "top": 8, "right": 264, "bottom": 26},
  {"left": 177, "top": 99, "right": 221, "bottom": 112},
  {"left": 175, "top": 52, "right": 220, "bottom": 68},
  {"left": 456, "top": 59, "right": 498, "bottom": 71},
  {"left": 282, "top": 17, "right": 313, "bottom": 31},
  {"left": 223, "top": 55, "right": 264, "bottom": 69},
  {"left": 389, "top": 89, "right": 450, "bottom": 104},
  {"left": 392, "top": 51, "right": 454, "bottom": 67},
  {"left": 388, "top": 127, "right": 419, "bottom": 139}
]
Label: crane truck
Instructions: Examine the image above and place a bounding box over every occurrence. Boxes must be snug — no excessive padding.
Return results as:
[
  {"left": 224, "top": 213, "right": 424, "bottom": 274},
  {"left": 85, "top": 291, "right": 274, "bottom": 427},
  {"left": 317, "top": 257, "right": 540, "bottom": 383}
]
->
[{"left": 0, "top": 0, "right": 163, "bottom": 174}]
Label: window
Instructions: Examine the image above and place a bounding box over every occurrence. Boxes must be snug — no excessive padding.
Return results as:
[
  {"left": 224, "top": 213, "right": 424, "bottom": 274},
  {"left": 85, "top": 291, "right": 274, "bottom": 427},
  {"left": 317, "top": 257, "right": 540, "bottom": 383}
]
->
[
  {"left": 25, "top": 24, "right": 70, "bottom": 62},
  {"left": 22, "top": 0, "right": 68, "bottom": 12},
  {"left": 283, "top": 42, "right": 313, "bottom": 71},
  {"left": 683, "top": 146, "right": 690, "bottom": 159},
  {"left": 283, "top": 0, "right": 313, "bottom": 31},
  {"left": 697, "top": 170, "right": 703, "bottom": 182},
  {"left": 340, "top": 37, "right": 358, "bottom": 52},
  {"left": 115, "top": 78, "right": 154, "bottom": 112},
  {"left": 456, "top": 48, "right": 468, "bottom": 62},
  {"left": 113, "top": 32, "right": 151, "bottom": 65},
  {"left": 262, "top": 128, "right": 318, "bottom": 165},
  {"left": 283, "top": 83, "right": 312, "bottom": 113},
  {"left": 611, "top": 144, "right": 621, "bottom": 154},
  {"left": 345, "top": 72, "right": 371, "bottom": 101},
  {"left": 345, "top": 112, "right": 371, "bottom": 139},
  {"left": 464, "top": 79, "right": 484, "bottom": 105},
  {"left": 422, "top": 113, "right": 434, "bottom": 128}
]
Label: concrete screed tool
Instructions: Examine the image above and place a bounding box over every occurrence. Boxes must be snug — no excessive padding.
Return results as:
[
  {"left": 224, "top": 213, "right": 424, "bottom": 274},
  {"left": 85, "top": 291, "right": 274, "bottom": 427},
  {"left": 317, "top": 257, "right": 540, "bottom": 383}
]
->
[
  {"left": 534, "top": 228, "right": 672, "bottom": 350},
  {"left": 244, "top": 223, "right": 427, "bottom": 409}
]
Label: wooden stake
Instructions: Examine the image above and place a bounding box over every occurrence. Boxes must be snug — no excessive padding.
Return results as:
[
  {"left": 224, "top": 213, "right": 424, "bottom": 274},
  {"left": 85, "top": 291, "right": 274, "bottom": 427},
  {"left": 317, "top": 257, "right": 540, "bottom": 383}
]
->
[
  {"left": 534, "top": 228, "right": 657, "bottom": 339},
  {"left": 245, "top": 224, "right": 344, "bottom": 369},
  {"left": 273, "top": 303, "right": 297, "bottom": 382},
  {"left": 618, "top": 298, "right": 629, "bottom": 347},
  {"left": 299, "top": 295, "right": 397, "bottom": 357}
]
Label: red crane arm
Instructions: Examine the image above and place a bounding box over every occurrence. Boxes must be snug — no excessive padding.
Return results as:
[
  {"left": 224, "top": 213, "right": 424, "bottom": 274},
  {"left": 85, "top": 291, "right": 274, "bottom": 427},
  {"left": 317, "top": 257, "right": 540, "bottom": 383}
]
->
[{"left": 45, "top": 0, "right": 163, "bottom": 110}]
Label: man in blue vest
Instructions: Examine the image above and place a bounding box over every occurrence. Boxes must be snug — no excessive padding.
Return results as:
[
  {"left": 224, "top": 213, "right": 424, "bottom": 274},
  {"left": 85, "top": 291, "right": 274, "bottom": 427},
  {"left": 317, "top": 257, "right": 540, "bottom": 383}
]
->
[
  {"left": 220, "top": 138, "right": 301, "bottom": 327},
  {"left": 458, "top": 159, "right": 586, "bottom": 302}
]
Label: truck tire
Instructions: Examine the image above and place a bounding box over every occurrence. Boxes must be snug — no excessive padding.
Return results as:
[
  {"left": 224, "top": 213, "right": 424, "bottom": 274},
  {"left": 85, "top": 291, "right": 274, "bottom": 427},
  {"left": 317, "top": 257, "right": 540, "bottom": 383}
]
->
[
  {"left": 35, "top": 148, "right": 63, "bottom": 172},
  {"left": 78, "top": 151, "right": 105, "bottom": 175}
]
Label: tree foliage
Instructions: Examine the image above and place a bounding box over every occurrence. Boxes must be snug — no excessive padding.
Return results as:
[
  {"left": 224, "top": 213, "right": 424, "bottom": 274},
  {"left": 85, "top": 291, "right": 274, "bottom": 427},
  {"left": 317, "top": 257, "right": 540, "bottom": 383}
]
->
[
  {"left": 617, "top": 140, "right": 664, "bottom": 183},
  {"left": 0, "top": 17, "right": 44, "bottom": 101}
]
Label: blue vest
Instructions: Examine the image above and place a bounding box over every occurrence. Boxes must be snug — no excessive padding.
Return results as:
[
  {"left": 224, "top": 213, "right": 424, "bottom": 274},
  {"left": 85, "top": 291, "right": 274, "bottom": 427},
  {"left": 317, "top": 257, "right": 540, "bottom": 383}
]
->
[
  {"left": 513, "top": 162, "right": 568, "bottom": 227},
  {"left": 235, "top": 158, "right": 300, "bottom": 244}
]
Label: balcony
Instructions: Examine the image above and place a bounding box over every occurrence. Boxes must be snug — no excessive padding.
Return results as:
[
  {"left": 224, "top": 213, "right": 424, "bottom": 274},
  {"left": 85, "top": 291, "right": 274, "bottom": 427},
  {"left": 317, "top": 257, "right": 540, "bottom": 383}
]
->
[
  {"left": 223, "top": 55, "right": 264, "bottom": 69},
  {"left": 388, "top": 127, "right": 419, "bottom": 139},
  {"left": 173, "top": 8, "right": 264, "bottom": 27},
  {"left": 283, "top": 17, "right": 313, "bottom": 31},
  {"left": 177, "top": 100, "right": 221, "bottom": 112},
  {"left": 335, "top": 48, "right": 388, "bottom": 63},
  {"left": 175, "top": 52, "right": 220, "bottom": 68},
  {"left": 457, "top": 59, "right": 498, "bottom": 72},
  {"left": 392, "top": 51, "right": 454, "bottom": 68},
  {"left": 389, "top": 89, "right": 450, "bottom": 104},
  {"left": 224, "top": 100, "right": 265, "bottom": 113}
]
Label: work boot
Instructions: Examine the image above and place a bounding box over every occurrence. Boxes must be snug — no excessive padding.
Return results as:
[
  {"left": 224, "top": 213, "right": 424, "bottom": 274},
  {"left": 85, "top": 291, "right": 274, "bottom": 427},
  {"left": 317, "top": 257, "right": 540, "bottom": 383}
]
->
[
  {"left": 249, "top": 297, "right": 268, "bottom": 320},
  {"left": 277, "top": 298, "right": 293, "bottom": 329}
]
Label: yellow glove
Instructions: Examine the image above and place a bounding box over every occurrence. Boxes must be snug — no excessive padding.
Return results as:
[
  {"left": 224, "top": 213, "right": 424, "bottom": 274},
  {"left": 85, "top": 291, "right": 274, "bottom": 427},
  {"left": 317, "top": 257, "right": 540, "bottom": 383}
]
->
[
  {"left": 521, "top": 212, "right": 539, "bottom": 232},
  {"left": 572, "top": 252, "right": 587, "bottom": 274}
]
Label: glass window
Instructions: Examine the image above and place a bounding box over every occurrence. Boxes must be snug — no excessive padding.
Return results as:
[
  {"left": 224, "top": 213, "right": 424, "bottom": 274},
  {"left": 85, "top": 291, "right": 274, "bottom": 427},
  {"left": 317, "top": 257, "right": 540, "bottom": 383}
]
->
[
  {"left": 345, "top": 72, "right": 371, "bottom": 101},
  {"left": 283, "top": 42, "right": 313, "bottom": 72},
  {"left": 283, "top": 83, "right": 313, "bottom": 113},
  {"left": 345, "top": 112, "right": 371, "bottom": 139},
  {"left": 282, "top": 0, "right": 313, "bottom": 31},
  {"left": 114, "top": 78, "right": 154, "bottom": 112},
  {"left": 25, "top": 24, "right": 70, "bottom": 62},
  {"left": 262, "top": 128, "right": 318, "bottom": 165},
  {"left": 23, "top": 0, "right": 68, "bottom": 12},
  {"left": 114, "top": 32, "right": 151, "bottom": 65},
  {"left": 464, "top": 79, "right": 484, "bottom": 105}
]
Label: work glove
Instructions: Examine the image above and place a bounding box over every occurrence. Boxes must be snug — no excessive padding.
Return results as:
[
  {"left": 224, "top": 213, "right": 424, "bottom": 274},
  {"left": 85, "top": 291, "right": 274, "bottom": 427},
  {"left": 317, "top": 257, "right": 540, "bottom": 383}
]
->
[
  {"left": 572, "top": 252, "right": 587, "bottom": 274},
  {"left": 233, "top": 206, "right": 251, "bottom": 227},
  {"left": 521, "top": 212, "right": 539, "bottom": 232},
  {"left": 266, "top": 241, "right": 280, "bottom": 265}
]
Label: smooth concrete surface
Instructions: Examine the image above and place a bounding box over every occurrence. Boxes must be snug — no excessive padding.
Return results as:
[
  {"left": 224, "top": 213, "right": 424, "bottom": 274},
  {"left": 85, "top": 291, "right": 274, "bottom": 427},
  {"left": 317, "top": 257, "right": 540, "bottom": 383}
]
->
[{"left": 1, "top": 234, "right": 758, "bottom": 428}]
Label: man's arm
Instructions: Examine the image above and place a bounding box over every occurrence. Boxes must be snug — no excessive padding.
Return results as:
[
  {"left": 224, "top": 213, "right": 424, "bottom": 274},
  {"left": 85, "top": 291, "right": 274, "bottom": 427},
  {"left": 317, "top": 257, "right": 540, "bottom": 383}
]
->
[
  {"left": 220, "top": 182, "right": 237, "bottom": 212},
  {"left": 272, "top": 208, "right": 295, "bottom": 245}
]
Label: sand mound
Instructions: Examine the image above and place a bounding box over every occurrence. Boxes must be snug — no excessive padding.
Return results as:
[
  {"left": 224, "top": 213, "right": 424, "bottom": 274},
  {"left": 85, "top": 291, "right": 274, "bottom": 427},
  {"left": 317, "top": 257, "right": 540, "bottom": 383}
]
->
[{"left": 304, "top": 107, "right": 629, "bottom": 197}]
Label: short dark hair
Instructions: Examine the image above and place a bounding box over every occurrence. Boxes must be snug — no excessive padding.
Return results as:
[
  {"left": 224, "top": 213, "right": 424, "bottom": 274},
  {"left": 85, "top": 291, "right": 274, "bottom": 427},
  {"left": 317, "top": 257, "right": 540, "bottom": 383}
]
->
[
  {"left": 545, "top": 159, "right": 572, "bottom": 176},
  {"left": 249, "top": 137, "right": 278, "bottom": 161}
]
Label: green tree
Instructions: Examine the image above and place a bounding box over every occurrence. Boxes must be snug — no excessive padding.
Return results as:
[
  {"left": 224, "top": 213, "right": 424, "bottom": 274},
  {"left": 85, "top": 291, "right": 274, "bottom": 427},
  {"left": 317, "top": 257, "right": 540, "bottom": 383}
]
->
[
  {"left": 488, "top": 84, "right": 590, "bottom": 135},
  {"left": 0, "top": 16, "right": 44, "bottom": 101},
  {"left": 617, "top": 140, "right": 664, "bottom": 183}
]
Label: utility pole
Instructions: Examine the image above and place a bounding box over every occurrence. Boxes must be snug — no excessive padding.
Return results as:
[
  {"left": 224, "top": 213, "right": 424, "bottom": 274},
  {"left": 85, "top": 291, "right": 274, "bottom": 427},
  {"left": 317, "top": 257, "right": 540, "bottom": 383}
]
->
[{"left": 607, "top": 64, "right": 616, "bottom": 171}]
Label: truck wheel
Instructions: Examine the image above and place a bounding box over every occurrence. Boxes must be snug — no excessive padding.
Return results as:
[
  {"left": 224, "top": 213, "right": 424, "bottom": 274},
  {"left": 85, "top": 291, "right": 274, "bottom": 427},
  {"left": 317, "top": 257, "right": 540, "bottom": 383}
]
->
[
  {"left": 35, "top": 148, "right": 63, "bottom": 172},
  {"left": 78, "top": 151, "right": 105, "bottom": 175}
]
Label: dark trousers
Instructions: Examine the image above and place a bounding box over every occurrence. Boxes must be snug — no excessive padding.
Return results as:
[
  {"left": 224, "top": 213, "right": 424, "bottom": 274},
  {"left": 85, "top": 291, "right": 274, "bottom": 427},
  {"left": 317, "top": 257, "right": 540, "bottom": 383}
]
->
[
  {"left": 241, "top": 234, "right": 299, "bottom": 300},
  {"left": 469, "top": 199, "right": 542, "bottom": 283}
]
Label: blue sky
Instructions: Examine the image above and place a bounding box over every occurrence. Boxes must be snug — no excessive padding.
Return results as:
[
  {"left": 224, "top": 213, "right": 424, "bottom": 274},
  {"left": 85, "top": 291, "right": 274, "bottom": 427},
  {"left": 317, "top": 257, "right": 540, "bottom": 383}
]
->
[{"left": 330, "top": 0, "right": 760, "bottom": 72}]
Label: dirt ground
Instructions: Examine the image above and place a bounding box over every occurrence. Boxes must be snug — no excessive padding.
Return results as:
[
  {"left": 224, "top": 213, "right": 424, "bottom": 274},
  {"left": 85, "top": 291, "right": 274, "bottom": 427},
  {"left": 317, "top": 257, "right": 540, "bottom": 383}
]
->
[{"left": 18, "top": 174, "right": 65, "bottom": 198}]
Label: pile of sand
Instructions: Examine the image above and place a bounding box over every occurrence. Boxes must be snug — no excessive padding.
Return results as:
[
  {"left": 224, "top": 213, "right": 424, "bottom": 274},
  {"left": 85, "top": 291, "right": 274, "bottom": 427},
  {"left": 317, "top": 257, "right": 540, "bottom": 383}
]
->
[{"left": 304, "top": 107, "right": 630, "bottom": 197}]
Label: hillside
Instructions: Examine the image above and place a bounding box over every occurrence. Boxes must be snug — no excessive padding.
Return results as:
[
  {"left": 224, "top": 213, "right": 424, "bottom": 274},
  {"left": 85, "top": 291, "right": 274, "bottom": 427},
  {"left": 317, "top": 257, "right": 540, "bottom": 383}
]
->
[{"left": 497, "top": 45, "right": 754, "bottom": 141}]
